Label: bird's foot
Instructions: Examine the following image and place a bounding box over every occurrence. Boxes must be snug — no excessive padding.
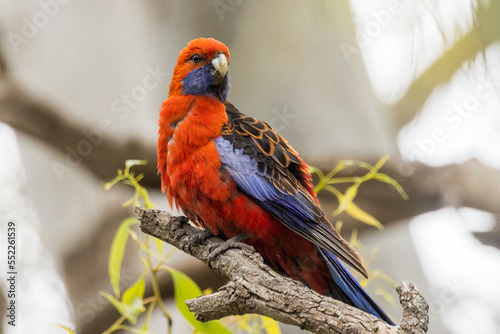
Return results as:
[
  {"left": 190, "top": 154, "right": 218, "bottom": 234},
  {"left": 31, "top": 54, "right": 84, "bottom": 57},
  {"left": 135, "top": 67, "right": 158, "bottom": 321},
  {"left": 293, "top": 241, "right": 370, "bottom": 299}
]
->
[
  {"left": 186, "top": 228, "right": 214, "bottom": 253},
  {"left": 207, "top": 234, "right": 254, "bottom": 268},
  {"left": 193, "top": 228, "right": 214, "bottom": 244}
]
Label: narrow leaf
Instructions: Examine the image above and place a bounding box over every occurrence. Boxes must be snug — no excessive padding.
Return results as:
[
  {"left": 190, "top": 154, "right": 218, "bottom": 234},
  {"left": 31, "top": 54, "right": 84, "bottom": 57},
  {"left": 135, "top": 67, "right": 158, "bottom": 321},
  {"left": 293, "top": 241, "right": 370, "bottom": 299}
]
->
[
  {"left": 104, "top": 174, "right": 123, "bottom": 190},
  {"left": 125, "top": 159, "right": 147, "bottom": 167},
  {"left": 262, "top": 316, "right": 282, "bottom": 334},
  {"left": 109, "top": 218, "right": 138, "bottom": 297},
  {"left": 165, "top": 267, "right": 232, "bottom": 334},
  {"left": 55, "top": 325, "right": 76, "bottom": 334},
  {"left": 235, "top": 315, "right": 252, "bottom": 331},
  {"left": 122, "top": 198, "right": 134, "bottom": 208},
  {"left": 141, "top": 300, "right": 157, "bottom": 331},
  {"left": 101, "top": 292, "right": 144, "bottom": 325},
  {"left": 118, "top": 327, "right": 152, "bottom": 334},
  {"left": 343, "top": 183, "right": 360, "bottom": 203},
  {"left": 345, "top": 202, "right": 384, "bottom": 230},
  {"left": 307, "top": 165, "right": 323, "bottom": 179},
  {"left": 334, "top": 221, "right": 343, "bottom": 234},
  {"left": 153, "top": 237, "right": 163, "bottom": 255},
  {"left": 122, "top": 273, "right": 146, "bottom": 311},
  {"left": 373, "top": 173, "right": 409, "bottom": 200}
]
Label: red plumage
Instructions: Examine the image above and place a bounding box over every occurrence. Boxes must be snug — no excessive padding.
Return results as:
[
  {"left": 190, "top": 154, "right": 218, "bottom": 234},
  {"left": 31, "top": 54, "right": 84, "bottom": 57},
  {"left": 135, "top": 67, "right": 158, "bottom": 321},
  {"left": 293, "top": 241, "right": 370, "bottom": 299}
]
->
[
  {"left": 157, "top": 38, "right": 338, "bottom": 295},
  {"left": 155, "top": 39, "right": 400, "bottom": 320},
  {"left": 158, "top": 38, "right": 396, "bottom": 324}
]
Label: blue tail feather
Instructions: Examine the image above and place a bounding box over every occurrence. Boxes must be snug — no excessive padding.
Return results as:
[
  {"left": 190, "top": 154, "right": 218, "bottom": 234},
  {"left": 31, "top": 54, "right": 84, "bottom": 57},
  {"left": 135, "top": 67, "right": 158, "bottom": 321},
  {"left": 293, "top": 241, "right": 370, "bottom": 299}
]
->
[{"left": 317, "top": 247, "right": 395, "bottom": 325}]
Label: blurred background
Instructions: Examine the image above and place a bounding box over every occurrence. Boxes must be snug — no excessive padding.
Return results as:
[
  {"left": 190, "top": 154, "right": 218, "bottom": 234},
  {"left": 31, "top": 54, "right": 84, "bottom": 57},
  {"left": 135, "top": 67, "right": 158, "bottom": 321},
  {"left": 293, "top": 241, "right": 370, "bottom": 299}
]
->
[{"left": 0, "top": 0, "right": 499, "bottom": 333}]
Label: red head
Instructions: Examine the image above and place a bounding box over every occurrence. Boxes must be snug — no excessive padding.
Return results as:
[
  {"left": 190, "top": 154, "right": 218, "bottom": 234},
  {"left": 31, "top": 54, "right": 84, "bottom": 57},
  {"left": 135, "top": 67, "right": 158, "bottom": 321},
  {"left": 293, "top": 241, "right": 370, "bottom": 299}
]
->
[{"left": 169, "top": 38, "right": 231, "bottom": 102}]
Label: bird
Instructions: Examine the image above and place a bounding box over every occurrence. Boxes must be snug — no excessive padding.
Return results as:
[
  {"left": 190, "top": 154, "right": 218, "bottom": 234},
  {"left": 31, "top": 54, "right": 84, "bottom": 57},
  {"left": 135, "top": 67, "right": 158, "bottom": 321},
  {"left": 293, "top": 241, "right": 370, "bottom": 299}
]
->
[{"left": 157, "top": 37, "right": 395, "bottom": 325}]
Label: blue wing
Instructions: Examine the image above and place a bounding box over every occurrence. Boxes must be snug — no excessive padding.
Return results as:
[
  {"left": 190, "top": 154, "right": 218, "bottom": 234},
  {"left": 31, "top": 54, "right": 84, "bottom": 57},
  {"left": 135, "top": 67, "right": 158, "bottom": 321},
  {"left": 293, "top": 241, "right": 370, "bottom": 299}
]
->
[
  {"left": 217, "top": 102, "right": 367, "bottom": 278},
  {"left": 216, "top": 102, "right": 395, "bottom": 325},
  {"left": 318, "top": 247, "right": 395, "bottom": 325}
]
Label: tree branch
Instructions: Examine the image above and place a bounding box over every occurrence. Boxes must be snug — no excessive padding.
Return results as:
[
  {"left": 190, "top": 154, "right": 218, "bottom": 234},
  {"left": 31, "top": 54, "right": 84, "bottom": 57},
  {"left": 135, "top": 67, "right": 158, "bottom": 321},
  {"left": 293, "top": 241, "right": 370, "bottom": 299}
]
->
[{"left": 136, "top": 207, "right": 429, "bottom": 334}]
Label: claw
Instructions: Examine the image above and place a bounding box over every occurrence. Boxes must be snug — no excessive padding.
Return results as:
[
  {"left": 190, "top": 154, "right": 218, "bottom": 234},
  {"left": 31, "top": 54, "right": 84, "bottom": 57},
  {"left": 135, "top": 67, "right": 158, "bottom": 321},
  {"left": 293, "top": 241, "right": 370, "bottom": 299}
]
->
[
  {"left": 207, "top": 234, "right": 254, "bottom": 268},
  {"left": 187, "top": 229, "right": 214, "bottom": 253}
]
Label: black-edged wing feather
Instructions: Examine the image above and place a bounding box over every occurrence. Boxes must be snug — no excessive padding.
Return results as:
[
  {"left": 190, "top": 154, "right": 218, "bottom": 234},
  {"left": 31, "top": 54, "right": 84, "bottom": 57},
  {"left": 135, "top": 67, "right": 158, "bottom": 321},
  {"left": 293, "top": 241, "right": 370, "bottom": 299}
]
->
[{"left": 216, "top": 101, "right": 367, "bottom": 278}]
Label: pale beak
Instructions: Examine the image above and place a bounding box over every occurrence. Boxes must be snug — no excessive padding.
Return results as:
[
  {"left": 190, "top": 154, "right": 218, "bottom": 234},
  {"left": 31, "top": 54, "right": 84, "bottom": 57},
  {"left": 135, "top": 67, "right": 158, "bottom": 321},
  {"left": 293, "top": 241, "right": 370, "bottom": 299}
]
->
[{"left": 210, "top": 53, "right": 228, "bottom": 84}]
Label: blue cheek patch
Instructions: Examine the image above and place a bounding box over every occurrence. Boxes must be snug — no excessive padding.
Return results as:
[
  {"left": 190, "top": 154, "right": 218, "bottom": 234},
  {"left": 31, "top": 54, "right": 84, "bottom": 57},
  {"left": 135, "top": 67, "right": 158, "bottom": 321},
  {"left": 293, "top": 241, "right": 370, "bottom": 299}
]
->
[
  {"left": 182, "top": 66, "right": 213, "bottom": 96},
  {"left": 182, "top": 66, "right": 231, "bottom": 102}
]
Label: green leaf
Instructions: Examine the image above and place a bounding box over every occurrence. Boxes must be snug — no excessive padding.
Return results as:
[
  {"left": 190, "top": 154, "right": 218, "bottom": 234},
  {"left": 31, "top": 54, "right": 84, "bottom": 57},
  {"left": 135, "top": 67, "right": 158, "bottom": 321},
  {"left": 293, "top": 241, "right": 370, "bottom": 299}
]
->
[
  {"left": 307, "top": 165, "right": 323, "bottom": 178},
  {"left": 101, "top": 292, "right": 144, "bottom": 325},
  {"left": 125, "top": 159, "right": 147, "bottom": 168},
  {"left": 109, "top": 218, "right": 138, "bottom": 298},
  {"left": 165, "top": 267, "right": 232, "bottom": 334},
  {"left": 345, "top": 201, "right": 384, "bottom": 230},
  {"left": 325, "top": 177, "right": 358, "bottom": 184},
  {"left": 371, "top": 155, "right": 390, "bottom": 173},
  {"left": 334, "top": 220, "right": 343, "bottom": 234},
  {"left": 373, "top": 173, "right": 409, "bottom": 200},
  {"left": 104, "top": 173, "right": 124, "bottom": 190},
  {"left": 343, "top": 183, "right": 360, "bottom": 204},
  {"left": 118, "top": 327, "right": 152, "bottom": 334},
  {"left": 153, "top": 237, "right": 163, "bottom": 255},
  {"left": 141, "top": 300, "right": 157, "bottom": 331},
  {"left": 122, "top": 273, "right": 146, "bottom": 312},
  {"left": 235, "top": 315, "right": 252, "bottom": 331},
  {"left": 348, "top": 229, "right": 362, "bottom": 249},
  {"left": 261, "top": 316, "right": 282, "bottom": 334},
  {"left": 55, "top": 325, "right": 76, "bottom": 334},
  {"left": 122, "top": 198, "right": 134, "bottom": 208}
]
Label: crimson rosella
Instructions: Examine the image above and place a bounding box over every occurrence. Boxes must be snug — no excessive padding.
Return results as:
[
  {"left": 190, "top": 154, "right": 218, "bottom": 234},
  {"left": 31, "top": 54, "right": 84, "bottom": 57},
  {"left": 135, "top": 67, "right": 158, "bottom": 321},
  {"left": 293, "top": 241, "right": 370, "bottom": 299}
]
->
[{"left": 157, "top": 38, "right": 394, "bottom": 325}]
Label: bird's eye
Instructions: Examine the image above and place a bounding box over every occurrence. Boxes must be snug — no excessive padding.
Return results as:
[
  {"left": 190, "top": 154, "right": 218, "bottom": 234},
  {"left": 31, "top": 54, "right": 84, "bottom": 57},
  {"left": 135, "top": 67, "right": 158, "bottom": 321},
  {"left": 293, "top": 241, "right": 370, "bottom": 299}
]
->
[{"left": 190, "top": 54, "right": 202, "bottom": 63}]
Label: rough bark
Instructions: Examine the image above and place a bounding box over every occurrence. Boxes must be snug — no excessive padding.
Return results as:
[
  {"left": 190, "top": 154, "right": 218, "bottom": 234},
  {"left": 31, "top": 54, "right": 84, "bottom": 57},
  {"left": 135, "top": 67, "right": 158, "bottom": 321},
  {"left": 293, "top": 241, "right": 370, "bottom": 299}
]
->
[{"left": 136, "top": 207, "right": 429, "bottom": 334}]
